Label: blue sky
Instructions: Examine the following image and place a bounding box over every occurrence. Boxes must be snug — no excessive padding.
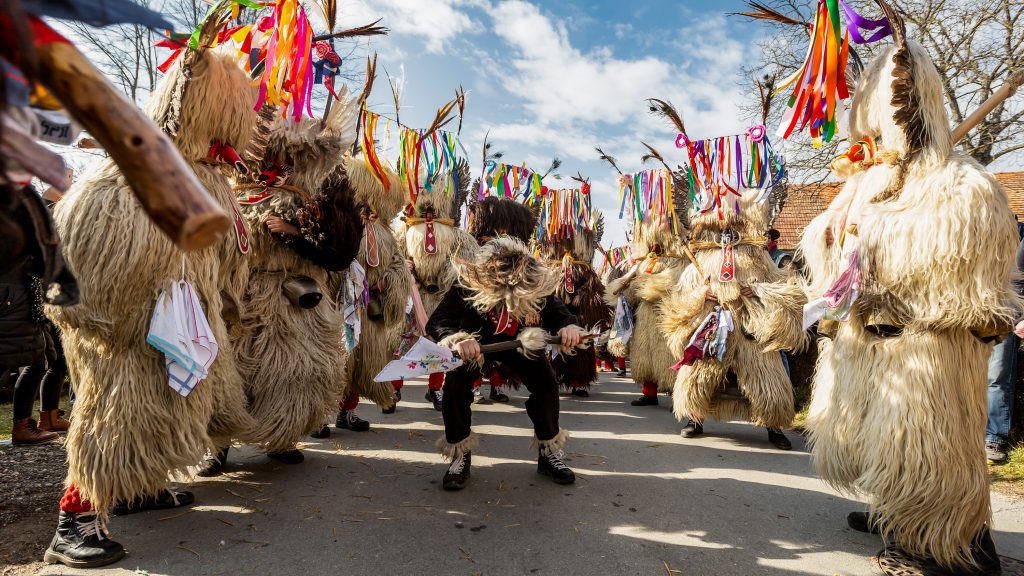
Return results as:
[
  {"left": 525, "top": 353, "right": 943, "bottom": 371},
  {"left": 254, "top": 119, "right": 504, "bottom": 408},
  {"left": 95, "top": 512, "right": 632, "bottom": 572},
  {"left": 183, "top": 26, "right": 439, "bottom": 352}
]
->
[{"left": 338, "top": 0, "right": 776, "bottom": 246}]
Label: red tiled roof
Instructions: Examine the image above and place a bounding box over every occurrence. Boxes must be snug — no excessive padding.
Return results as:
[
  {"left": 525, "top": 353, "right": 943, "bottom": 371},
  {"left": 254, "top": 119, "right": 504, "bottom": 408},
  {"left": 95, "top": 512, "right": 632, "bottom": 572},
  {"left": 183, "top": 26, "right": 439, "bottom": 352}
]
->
[{"left": 773, "top": 171, "right": 1024, "bottom": 250}]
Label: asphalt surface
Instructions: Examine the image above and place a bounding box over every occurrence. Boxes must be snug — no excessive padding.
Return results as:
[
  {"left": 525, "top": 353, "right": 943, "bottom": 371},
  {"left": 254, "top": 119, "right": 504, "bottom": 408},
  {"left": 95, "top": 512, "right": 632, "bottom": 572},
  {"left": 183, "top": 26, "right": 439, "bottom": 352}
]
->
[{"left": 28, "top": 373, "right": 1024, "bottom": 576}]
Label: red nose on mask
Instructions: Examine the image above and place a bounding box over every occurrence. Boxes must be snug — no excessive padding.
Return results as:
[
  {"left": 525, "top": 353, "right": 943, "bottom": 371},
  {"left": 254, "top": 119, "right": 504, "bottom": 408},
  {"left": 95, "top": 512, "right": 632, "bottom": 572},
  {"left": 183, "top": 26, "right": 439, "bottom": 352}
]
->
[{"left": 208, "top": 141, "right": 248, "bottom": 175}]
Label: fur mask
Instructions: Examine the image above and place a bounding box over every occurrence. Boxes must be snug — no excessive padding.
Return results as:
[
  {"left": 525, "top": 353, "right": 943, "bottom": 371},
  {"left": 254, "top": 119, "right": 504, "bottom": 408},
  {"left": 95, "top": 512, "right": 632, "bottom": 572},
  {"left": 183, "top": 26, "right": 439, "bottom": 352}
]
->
[{"left": 456, "top": 236, "right": 558, "bottom": 319}]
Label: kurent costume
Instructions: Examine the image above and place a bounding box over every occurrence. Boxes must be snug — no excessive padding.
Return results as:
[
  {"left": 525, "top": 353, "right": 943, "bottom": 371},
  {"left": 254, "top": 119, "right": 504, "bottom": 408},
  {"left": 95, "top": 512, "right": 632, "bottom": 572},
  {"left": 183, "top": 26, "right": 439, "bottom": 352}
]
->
[
  {"left": 654, "top": 101, "right": 804, "bottom": 447},
  {"left": 48, "top": 42, "right": 257, "bottom": 513},
  {"left": 227, "top": 92, "right": 362, "bottom": 462},
  {"left": 604, "top": 167, "right": 691, "bottom": 406},
  {"left": 534, "top": 185, "right": 610, "bottom": 395},
  {"left": 394, "top": 158, "right": 478, "bottom": 407},
  {"left": 797, "top": 3, "right": 1015, "bottom": 573},
  {"left": 337, "top": 148, "right": 414, "bottom": 424},
  {"left": 426, "top": 197, "right": 578, "bottom": 490},
  {"left": 659, "top": 184, "right": 804, "bottom": 448}
]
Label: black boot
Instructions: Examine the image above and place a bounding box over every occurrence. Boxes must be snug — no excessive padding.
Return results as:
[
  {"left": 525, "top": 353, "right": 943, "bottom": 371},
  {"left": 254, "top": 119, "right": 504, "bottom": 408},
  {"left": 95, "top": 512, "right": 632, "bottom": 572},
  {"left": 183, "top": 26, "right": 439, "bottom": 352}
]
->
[
  {"left": 630, "top": 394, "right": 659, "bottom": 407},
  {"left": 767, "top": 428, "right": 792, "bottom": 450},
  {"left": 616, "top": 369, "right": 627, "bottom": 377},
  {"left": 383, "top": 389, "right": 401, "bottom": 414},
  {"left": 111, "top": 488, "right": 195, "bottom": 516},
  {"left": 877, "top": 527, "right": 1001, "bottom": 576},
  {"left": 847, "top": 511, "right": 881, "bottom": 534},
  {"left": 310, "top": 424, "right": 331, "bottom": 439},
  {"left": 537, "top": 450, "right": 576, "bottom": 485},
  {"left": 425, "top": 389, "right": 443, "bottom": 411},
  {"left": 336, "top": 410, "right": 370, "bottom": 432},
  {"left": 442, "top": 452, "right": 471, "bottom": 491},
  {"left": 570, "top": 388, "right": 589, "bottom": 397},
  {"left": 43, "top": 511, "right": 126, "bottom": 568},
  {"left": 472, "top": 386, "right": 486, "bottom": 404},
  {"left": 681, "top": 420, "right": 703, "bottom": 438},
  {"left": 197, "top": 447, "right": 229, "bottom": 477},
  {"left": 489, "top": 385, "right": 509, "bottom": 403},
  {"left": 267, "top": 448, "right": 304, "bottom": 464}
]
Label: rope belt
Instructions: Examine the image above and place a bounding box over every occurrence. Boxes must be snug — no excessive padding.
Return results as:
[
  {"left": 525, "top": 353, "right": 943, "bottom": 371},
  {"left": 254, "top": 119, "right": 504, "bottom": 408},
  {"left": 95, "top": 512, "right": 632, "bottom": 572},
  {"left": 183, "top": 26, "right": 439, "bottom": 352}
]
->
[{"left": 402, "top": 216, "right": 456, "bottom": 227}]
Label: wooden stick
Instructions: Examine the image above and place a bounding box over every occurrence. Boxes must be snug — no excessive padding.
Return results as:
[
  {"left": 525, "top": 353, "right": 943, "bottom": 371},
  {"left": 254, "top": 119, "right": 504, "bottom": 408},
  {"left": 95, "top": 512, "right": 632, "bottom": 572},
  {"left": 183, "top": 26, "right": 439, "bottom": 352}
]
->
[
  {"left": 33, "top": 38, "right": 230, "bottom": 251},
  {"left": 952, "top": 69, "right": 1024, "bottom": 144}
]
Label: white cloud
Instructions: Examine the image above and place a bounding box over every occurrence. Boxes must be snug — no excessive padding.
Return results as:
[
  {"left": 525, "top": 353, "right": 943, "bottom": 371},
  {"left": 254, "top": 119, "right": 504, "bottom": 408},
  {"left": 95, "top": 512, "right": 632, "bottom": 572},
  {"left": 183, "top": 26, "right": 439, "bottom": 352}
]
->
[
  {"left": 488, "top": 0, "right": 674, "bottom": 126},
  {"left": 343, "top": 0, "right": 483, "bottom": 54}
]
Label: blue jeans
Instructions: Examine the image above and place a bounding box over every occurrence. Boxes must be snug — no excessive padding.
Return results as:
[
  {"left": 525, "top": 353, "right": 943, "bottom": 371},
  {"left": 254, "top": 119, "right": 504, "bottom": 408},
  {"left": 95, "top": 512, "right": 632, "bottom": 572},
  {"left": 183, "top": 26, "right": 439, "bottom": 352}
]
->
[{"left": 986, "top": 332, "right": 1019, "bottom": 445}]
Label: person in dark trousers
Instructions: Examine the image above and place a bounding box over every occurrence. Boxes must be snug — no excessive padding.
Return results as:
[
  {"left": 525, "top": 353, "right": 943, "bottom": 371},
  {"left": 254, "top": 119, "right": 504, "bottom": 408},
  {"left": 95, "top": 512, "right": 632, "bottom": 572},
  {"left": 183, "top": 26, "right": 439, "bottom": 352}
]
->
[
  {"left": 986, "top": 219, "right": 1024, "bottom": 463},
  {"left": 425, "top": 197, "right": 583, "bottom": 490}
]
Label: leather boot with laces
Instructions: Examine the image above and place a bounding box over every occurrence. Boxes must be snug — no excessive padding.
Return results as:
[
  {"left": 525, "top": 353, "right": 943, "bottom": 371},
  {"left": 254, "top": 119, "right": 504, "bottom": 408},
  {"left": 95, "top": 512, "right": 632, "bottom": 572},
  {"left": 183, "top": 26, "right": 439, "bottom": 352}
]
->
[
  {"left": 538, "top": 450, "right": 576, "bottom": 485},
  {"left": 111, "top": 488, "right": 195, "bottom": 516},
  {"left": 12, "top": 418, "right": 59, "bottom": 445},
  {"left": 336, "top": 410, "right": 370, "bottom": 432},
  {"left": 425, "top": 389, "right": 443, "bottom": 411},
  {"left": 442, "top": 452, "right": 471, "bottom": 491},
  {"left": 44, "top": 511, "right": 126, "bottom": 568},
  {"left": 489, "top": 385, "right": 509, "bottom": 403}
]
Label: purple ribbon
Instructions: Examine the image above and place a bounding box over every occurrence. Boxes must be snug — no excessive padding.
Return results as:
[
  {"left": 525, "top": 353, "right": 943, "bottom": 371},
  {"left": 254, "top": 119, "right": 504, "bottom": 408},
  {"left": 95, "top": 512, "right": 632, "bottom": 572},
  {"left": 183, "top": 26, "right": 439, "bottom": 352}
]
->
[{"left": 840, "top": 0, "right": 892, "bottom": 45}]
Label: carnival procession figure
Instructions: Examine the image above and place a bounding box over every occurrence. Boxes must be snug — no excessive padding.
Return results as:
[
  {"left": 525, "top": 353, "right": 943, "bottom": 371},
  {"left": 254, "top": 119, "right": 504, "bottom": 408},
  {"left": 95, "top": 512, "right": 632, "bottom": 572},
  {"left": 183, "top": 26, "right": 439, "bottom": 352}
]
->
[
  {"left": 597, "top": 249, "right": 630, "bottom": 376},
  {"left": 654, "top": 102, "right": 805, "bottom": 450},
  {"left": 335, "top": 124, "right": 414, "bottom": 429},
  {"left": 535, "top": 185, "right": 611, "bottom": 396},
  {"left": 795, "top": 2, "right": 1017, "bottom": 573},
  {"left": 395, "top": 147, "right": 479, "bottom": 410},
  {"left": 601, "top": 149, "right": 691, "bottom": 408},
  {"left": 44, "top": 31, "right": 258, "bottom": 565},
  {"left": 426, "top": 196, "right": 583, "bottom": 490},
  {"left": 209, "top": 90, "right": 363, "bottom": 470}
]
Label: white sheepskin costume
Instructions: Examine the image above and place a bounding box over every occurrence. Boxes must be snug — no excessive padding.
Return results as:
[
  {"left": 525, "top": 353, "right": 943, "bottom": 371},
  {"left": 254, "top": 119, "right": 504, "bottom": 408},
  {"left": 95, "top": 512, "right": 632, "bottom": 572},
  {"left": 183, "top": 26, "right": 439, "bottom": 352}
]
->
[
  {"left": 799, "top": 37, "right": 1019, "bottom": 569},
  {"left": 47, "top": 45, "right": 257, "bottom": 511},
  {"left": 660, "top": 188, "right": 806, "bottom": 429}
]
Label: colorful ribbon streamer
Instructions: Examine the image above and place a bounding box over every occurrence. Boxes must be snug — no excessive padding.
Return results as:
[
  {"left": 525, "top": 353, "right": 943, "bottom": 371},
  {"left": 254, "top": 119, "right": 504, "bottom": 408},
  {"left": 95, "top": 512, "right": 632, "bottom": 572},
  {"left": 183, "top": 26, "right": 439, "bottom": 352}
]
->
[
  {"left": 617, "top": 168, "right": 678, "bottom": 235},
  {"left": 533, "top": 185, "right": 593, "bottom": 243},
  {"left": 674, "top": 126, "right": 786, "bottom": 218}
]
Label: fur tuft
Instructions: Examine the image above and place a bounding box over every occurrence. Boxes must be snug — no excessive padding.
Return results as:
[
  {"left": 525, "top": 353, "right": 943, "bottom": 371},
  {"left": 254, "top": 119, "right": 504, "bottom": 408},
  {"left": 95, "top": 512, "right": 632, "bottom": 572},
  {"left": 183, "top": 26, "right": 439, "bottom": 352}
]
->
[
  {"left": 437, "top": 431, "right": 479, "bottom": 461},
  {"left": 532, "top": 428, "right": 570, "bottom": 456}
]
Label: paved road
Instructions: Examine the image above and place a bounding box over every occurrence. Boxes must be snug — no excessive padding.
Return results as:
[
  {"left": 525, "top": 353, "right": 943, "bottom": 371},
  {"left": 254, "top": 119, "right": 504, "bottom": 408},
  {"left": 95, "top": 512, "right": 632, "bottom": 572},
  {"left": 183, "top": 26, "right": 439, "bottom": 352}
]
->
[{"left": 33, "top": 373, "right": 1024, "bottom": 576}]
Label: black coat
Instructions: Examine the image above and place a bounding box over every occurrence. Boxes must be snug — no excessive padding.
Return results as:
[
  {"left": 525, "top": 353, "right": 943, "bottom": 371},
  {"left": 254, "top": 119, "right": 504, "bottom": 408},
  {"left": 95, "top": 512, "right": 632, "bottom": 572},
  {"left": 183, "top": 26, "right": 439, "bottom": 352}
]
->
[
  {"left": 0, "top": 257, "right": 47, "bottom": 368},
  {"left": 427, "top": 285, "right": 577, "bottom": 347}
]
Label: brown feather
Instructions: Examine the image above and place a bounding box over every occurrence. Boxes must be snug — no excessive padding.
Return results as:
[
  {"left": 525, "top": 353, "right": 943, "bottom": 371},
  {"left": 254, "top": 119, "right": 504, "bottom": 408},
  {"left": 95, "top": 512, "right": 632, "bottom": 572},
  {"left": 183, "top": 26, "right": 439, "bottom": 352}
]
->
[
  {"left": 314, "top": 19, "right": 388, "bottom": 41},
  {"left": 455, "top": 85, "right": 467, "bottom": 135},
  {"left": 645, "top": 98, "right": 686, "bottom": 134},
  {"left": 595, "top": 146, "right": 622, "bottom": 175},
  {"left": 872, "top": 0, "right": 927, "bottom": 162},
  {"left": 640, "top": 142, "right": 671, "bottom": 172},
  {"left": 729, "top": 2, "right": 806, "bottom": 28},
  {"left": 422, "top": 99, "right": 458, "bottom": 139},
  {"left": 317, "top": 0, "right": 337, "bottom": 32}
]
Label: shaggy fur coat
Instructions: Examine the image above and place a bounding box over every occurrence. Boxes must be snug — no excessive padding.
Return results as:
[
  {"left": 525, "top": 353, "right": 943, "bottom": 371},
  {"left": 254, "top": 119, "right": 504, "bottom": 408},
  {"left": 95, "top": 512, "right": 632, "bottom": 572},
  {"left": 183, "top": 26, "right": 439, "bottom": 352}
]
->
[
  {"left": 605, "top": 220, "right": 688, "bottom": 394},
  {"left": 394, "top": 159, "right": 477, "bottom": 319},
  {"left": 659, "top": 193, "right": 806, "bottom": 428},
  {"left": 539, "top": 218, "right": 610, "bottom": 390},
  {"left": 339, "top": 153, "right": 413, "bottom": 406},
  {"left": 799, "top": 40, "right": 1019, "bottom": 568},
  {"left": 232, "top": 99, "right": 360, "bottom": 451},
  {"left": 46, "top": 47, "right": 257, "bottom": 511}
]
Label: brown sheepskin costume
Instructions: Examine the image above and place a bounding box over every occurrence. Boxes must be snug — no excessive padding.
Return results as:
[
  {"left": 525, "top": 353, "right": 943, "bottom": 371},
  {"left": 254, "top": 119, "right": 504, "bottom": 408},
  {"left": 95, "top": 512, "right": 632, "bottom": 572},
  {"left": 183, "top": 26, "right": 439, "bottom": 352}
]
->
[
  {"left": 538, "top": 208, "right": 610, "bottom": 391},
  {"left": 340, "top": 153, "right": 414, "bottom": 406},
  {"left": 47, "top": 45, "right": 258, "bottom": 511},
  {"left": 798, "top": 28, "right": 1019, "bottom": 572},
  {"left": 604, "top": 169, "right": 690, "bottom": 396},
  {"left": 231, "top": 94, "right": 361, "bottom": 452},
  {"left": 659, "top": 189, "right": 806, "bottom": 429},
  {"left": 394, "top": 158, "right": 478, "bottom": 319}
]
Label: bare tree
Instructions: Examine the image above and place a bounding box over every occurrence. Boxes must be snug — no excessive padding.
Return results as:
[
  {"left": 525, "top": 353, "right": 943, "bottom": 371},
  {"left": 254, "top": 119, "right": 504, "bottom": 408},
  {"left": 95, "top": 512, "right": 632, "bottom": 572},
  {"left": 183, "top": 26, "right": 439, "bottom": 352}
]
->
[{"left": 739, "top": 0, "right": 1023, "bottom": 178}]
